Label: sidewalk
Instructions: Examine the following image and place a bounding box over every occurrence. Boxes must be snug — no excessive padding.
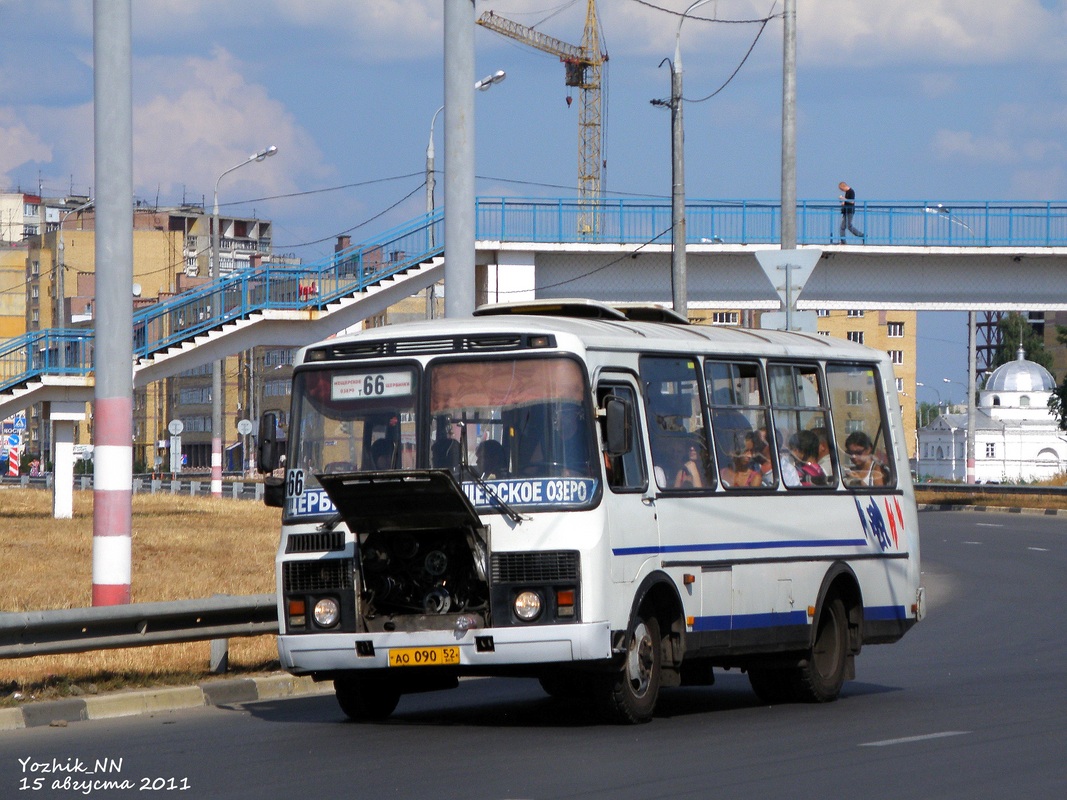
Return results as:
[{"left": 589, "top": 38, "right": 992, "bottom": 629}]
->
[{"left": 0, "top": 674, "right": 334, "bottom": 731}]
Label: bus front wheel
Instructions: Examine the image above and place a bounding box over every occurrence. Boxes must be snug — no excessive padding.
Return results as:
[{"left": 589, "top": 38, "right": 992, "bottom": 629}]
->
[
  {"left": 334, "top": 674, "right": 401, "bottom": 722},
  {"left": 596, "top": 614, "right": 662, "bottom": 724}
]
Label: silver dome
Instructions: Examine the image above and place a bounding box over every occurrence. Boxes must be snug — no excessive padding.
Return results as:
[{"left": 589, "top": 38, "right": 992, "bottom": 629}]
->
[{"left": 984, "top": 346, "right": 1056, "bottom": 393}]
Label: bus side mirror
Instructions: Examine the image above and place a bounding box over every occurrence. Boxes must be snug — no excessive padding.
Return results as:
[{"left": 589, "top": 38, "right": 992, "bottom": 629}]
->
[
  {"left": 257, "top": 411, "right": 285, "bottom": 474},
  {"left": 604, "top": 396, "right": 632, "bottom": 457},
  {"left": 263, "top": 475, "right": 285, "bottom": 508}
]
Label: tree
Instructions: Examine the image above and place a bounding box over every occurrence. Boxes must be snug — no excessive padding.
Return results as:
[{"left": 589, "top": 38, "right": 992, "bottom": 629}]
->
[
  {"left": 1050, "top": 380, "right": 1067, "bottom": 431},
  {"left": 990, "top": 312, "right": 1054, "bottom": 371},
  {"left": 1049, "top": 324, "right": 1067, "bottom": 431}
]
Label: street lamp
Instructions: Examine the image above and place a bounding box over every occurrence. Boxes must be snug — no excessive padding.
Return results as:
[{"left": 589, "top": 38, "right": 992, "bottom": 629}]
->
[
  {"left": 210, "top": 145, "right": 278, "bottom": 497},
  {"left": 915, "top": 381, "right": 942, "bottom": 424},
  {"left": 426, "top": 71, "right": 505, "bottom": 318}
]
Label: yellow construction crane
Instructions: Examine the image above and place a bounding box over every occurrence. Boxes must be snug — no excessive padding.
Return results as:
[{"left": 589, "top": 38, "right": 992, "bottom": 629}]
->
[{"left": 477, "top": 1, "right": 606, "bottom": 234}]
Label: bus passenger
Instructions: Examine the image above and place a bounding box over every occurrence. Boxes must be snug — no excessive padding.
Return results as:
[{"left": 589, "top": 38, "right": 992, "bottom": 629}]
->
[
  {"left": 475, "top": 439, "right": 507, "bottom": 479},
  {"left": 673, "top": 441, "right": 706, "bottom": 488},
  {"left": 844, "top": 431, "right": 887, "bottom": 486},
  {"left": 371, "top": 438, "right": 395, "bottom": 469},
  {"left": 721, "top": 448, "right": 762, "bottom": 487},
  {"left": 783, "top": 430, "right": 826, "bottom": 487},
  {"left": 812, "top": 426, "right": 833, "bottom": 478}
]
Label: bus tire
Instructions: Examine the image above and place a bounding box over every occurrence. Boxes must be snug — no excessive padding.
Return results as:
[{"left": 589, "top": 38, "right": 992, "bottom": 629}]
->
[
  {"left": 334, "top": 674, "right": 401, "bottom": 722},
  {"left": 596, "top": 614, "right": 662, "bottom": 724},
  {"left": 795, "top": 594, "right": 849, "bottom": 702}
]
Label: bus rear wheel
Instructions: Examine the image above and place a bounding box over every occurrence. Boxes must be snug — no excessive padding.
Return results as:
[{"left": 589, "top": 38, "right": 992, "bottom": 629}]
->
[
  {"left": 795, "top": 594, "right": 849, "bottom": 702},
  {"left": 748, "top": 594, "right": 849, "bottom": 704},
  {"left": 595, "top": 614, "right": 662, "bottom": 724},
  {"left": 334, "top": 674, "right": 401, "bottom": 722}
]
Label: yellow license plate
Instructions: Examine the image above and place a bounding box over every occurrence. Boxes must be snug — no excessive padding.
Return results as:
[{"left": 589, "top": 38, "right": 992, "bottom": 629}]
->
[{"left": 387, "top": 645, "right": 460, "bottom": 667}]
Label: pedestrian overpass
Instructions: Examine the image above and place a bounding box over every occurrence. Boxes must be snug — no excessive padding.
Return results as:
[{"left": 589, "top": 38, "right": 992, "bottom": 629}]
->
[{"left": 2, "top": 196, "right": 1066, "bottom": 512}]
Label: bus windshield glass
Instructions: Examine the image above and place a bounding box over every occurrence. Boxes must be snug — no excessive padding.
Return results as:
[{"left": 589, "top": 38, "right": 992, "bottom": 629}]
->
[
  {"left": 428, "top": 356, "right": 599, "bottom": 509},
  {"left": 290, "top": 366, "right": 418, "bottom": 491}
]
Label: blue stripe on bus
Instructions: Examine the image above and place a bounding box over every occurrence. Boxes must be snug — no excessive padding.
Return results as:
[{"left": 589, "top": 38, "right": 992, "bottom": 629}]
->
[
  {"left": 864, "top": 605, "right": 908, "bottom": 622},
  {"left": 611, "top": 538, "right": 868, "bottom": 557},
  {"left": 693, "top": 606, "right": 907, "bottom": 632},
  {"left": 692, "top": 610, "right": 809, "bottom": 632}
]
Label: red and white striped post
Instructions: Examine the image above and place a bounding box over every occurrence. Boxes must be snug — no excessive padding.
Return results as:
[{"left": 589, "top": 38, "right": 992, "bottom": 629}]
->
[{"left": 91, "top": 0, "right": 134, "bottom": 605}]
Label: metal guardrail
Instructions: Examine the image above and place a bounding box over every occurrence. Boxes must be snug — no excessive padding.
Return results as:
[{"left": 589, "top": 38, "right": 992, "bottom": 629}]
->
[
  {"left": 0, "top": 474, "right": 266, "bottom": 500},
  {"left": 915, "top": 482, "right": 1067, "bottom": 500},
  {"left": 0, "top": 594, "right": 278, "bottom": 660}
]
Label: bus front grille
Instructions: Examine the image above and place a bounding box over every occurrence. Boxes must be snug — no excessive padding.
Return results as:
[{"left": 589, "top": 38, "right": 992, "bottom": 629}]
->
[
  {"left": 491, "top": 551, "right": 580, "bottom": 583},
  {"left": 283, "top": 559, "right": 354, "bottom": 592},
  {"left": 285, "top": 531, "right": 346, "bottom": 553}
]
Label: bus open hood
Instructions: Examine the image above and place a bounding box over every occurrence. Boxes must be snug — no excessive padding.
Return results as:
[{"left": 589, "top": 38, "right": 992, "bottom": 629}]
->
[{"left": 315, "top": 469, "right": 484, "bottom": 535}]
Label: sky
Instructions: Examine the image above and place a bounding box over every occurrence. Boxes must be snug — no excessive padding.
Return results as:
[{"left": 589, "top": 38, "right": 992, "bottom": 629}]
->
[{"left": 4, "top": 0, "right": 1067, "bottom": 398}]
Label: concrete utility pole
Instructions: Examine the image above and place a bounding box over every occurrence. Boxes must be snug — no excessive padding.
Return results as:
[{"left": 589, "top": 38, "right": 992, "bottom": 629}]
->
[
  {"left": 91, "top": 0, "right": 134, "bottom": 606},
  {"left": 665, "top": 0, "right": 716, "bottom": 317},
  {"left": 443, "top": 0, "right": 477, "bottom": 318},
  {"left": 780, "top": 0, "right": 797, "bottom": 250}
]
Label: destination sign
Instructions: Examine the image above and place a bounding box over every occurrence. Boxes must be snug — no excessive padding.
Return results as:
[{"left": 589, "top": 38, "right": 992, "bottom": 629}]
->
[{"left": 332, "top": 371, "right": 413, "bottom": 401}]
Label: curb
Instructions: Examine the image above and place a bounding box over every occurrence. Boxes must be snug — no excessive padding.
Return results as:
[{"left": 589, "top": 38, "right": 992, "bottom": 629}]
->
[
  {"left": 917, "top": 503, "right": 1065, "bottom": 516},
  {"left": 0, "top": 674, "right": 334, "bottom": 732}
]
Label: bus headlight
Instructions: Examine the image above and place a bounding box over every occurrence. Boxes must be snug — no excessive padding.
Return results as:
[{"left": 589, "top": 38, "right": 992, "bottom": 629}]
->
[
  {"left": 313, "top": 597, "right": 341, "bottom": 628},
  {"left": 513, "top": 590, "right": 543, "bottom": 622}
]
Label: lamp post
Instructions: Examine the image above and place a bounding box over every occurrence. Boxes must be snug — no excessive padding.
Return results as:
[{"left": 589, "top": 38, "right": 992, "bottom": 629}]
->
[
  {"left": 210, "top": 145, "right": 278, "bottom": 497},
  {"left": 426, "top": 70, "right": 504, "bottom": 319},
  {"left": 915, "top": 381, "right": 942, "bottom": 425},
  {"left": 662, "top": 0, "right": 715, "bottom": 317}
]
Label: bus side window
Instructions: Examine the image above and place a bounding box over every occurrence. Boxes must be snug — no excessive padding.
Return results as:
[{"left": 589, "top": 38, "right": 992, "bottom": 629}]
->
[
  {"left": 825, "top": 363, "right": 897, "bottom": 489},
  {"left": 640, "top": 356, "right": 714, "bottom": 491},
  {"left": 597, "top": 384, "right": 646, "bottom": 491}
]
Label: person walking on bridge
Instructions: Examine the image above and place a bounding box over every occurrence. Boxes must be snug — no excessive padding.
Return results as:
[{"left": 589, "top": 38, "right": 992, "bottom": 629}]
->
[{"left": 838, "top": 181, "right": 865, "bottom": 243}]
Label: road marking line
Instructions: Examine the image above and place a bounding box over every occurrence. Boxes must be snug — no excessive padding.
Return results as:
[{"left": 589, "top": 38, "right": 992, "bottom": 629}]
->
[
  {"left": 975, "top": 523, "right": 1003, "bottom": 528},
  {"left": 860, "top": 731, "right": 970, "bottom": 747}
]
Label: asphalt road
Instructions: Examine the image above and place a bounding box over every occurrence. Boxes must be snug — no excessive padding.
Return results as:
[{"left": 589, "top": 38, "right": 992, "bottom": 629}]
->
[{"left": 2, "top": 509, "right": 1065, "bottom": 800}]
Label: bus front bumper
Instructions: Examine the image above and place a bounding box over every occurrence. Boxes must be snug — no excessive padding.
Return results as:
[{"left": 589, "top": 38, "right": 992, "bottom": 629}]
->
[{"left": 278, "top": 621, "right": 612, "bottom": 674}]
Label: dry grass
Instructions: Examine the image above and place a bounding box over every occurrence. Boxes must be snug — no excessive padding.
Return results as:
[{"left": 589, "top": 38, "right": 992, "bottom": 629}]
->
[
  {"left": 915, "top": 474, "right": 1067, "bottom": 511},
  {"left": 0, "top": 489, "right": 282, "bottom": 704}
]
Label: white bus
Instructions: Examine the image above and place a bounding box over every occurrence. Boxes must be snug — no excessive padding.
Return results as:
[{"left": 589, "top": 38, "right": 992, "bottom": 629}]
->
[{"left": 258, "top": 300, "right": 924, "bottom": 724}]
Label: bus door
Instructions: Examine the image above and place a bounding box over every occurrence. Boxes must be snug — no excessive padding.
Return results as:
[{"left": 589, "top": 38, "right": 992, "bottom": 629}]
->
[{"left": 596, "top": 376, "right": 657, "bottom": 583}]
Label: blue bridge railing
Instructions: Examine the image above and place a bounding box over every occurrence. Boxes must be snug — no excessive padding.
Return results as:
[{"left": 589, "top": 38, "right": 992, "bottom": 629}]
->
[
  {"left": 5, "top": 197, "right": 1067, "bottom": 395},
  {"left": 475, "top": 197, "right": 1067, "bottom": 248},
  {"left": 1, "top": 211, "right": 443, "bottom": 395}
]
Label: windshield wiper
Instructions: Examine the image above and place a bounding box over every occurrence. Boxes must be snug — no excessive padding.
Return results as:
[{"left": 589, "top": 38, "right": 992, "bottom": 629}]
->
[{"left": 459, "top": 462, "right": 527, "bottom": 525}]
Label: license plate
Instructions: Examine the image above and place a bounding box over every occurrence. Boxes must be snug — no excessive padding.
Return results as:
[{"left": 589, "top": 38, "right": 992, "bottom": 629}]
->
[{"left": 387, "top": 645, "right": 460, "bottom": 667}]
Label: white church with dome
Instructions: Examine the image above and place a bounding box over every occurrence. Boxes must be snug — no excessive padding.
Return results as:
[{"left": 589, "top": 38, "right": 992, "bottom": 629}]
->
[{"left": 918, "top": 347, "right": 1066, "bottom": 482}]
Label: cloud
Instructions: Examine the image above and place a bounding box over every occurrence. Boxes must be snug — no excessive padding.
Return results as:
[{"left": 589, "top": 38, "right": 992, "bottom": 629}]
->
[
  {"left": 797, "top": 0, "right": 1067, "bottom": 68},
  {"left": 132, "top": 48, "right": 329, "bottom": 205},
  {"left": 0, "top": 110, "right": 54, "bottom": 187},
  {"left": 932, "top": 129, "right": 1019, "bottom": 163}
]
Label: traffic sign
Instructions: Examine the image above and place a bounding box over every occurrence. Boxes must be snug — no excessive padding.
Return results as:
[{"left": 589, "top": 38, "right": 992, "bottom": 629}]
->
[
  {"left": 754, "top": 249, "right": 822, "bottom": 309},
  {"left": 12, "top": 415, "right": 26, "bottom": 430}
]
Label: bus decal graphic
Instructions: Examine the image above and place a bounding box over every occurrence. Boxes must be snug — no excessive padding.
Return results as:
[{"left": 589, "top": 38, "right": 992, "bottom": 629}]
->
[{"left": 855, "top": 495, "right": 902, "bottom": 552}]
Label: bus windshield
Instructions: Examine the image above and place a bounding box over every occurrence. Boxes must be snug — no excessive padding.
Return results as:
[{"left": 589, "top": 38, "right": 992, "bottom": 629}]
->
[
  {"left": 286, "top": 356, "right": 598, "bottom": 517},
  {"left": 427, "top": 356, "right": 595, "bottom": 484}
]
